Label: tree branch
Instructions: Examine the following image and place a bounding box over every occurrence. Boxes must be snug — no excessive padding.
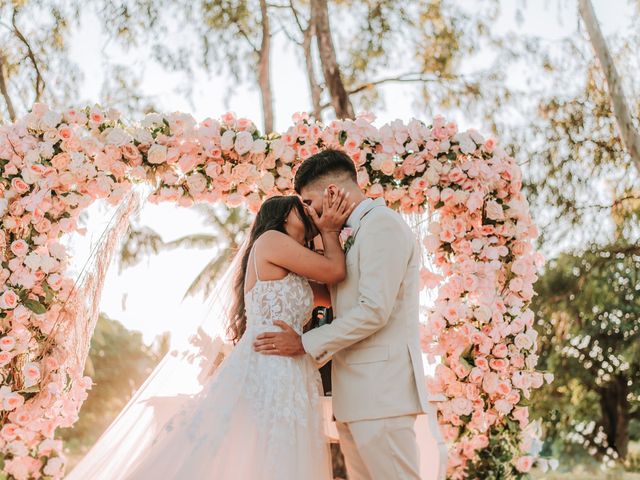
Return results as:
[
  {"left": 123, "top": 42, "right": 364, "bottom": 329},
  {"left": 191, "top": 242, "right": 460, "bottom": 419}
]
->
[
  {"left": 311, "top": 0, "right": 354, "bottom": 119},
  {"left": 347, "top": 72, "right": 440, "bottom": 96},
  {"left": 12, "top": 9, "right": 45, "bottom": 102},
  {"left": 579, "top": 0, "right": 640, "bottom": 174},
  {"left": 0, "top": 52, "right": 16, "bottom": 122}
]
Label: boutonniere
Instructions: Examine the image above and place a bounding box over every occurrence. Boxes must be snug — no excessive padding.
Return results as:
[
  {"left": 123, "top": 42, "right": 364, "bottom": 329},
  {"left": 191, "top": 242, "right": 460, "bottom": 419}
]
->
[{"left": 339, "top": 227, "right": 355, "bottom": 254}]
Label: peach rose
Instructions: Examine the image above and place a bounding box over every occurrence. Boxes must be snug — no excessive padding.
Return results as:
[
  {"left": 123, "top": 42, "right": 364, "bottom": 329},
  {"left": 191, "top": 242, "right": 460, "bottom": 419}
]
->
[
  {"left": 515, "top": 456, "right": 533, "bottom": 473},
  {"left": 10, "top": 178, "right": 29, "bottom": 194},
  {"left": 0, "top": 290, "right": 18, "bottom": 309},
  {"left": 10, "top": 240, "right": 29, "bottom": 257}
]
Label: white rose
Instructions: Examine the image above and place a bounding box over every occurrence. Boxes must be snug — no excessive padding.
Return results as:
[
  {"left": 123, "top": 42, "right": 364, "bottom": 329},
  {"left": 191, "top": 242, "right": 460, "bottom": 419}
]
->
[
  {"left": 24, "top": 252, "right": 41, "bottom": 271},
  {"left": 251, "top": 139, "right": 267, "bottom": 154},
  {"left": 258, "top": 172, "right": 275, "bottom": 192},
  {"left": 270, "top": 138, "right": 285, "bottom": 158},
  {"left": 44, "top": 457, "right": 64, "bottom": 477},
  {"left": 221, "top": 130, "right": 235, "bottom": 151},
  {"left": 277, "top": 164, "right": 293, "bottom": 179},
  {"left": 186, "top": 173, "right": 207, "bottom": 194},
  {"left": 485, "top": 200, "right": 505, "bottom": 221},
  {"left": 147, "top": 144, "right": 168, "bottom": 165},
  {"left": 514, "top": 333, "right": 533, "bottom": 350},
  {"left": 141, "top": 113, "right": 163, "bottom": 128},
  {"left": 48, "top": 242, "right": 66, "bottom": 260},
  {"left": 39, "top": 142, "right": 54, "bottom": 159},
  {"left": 234, "top": 131, "right": 254, "bottom": 155},
  {"left": 453, "top": 132, "right": 476, "bottom": 154},
  {"left": 281, "top": 147, "right": 296, "bottom": 164},
  {"left": 105, "top": 127, "right": 131, "bottom": 146},
  {"left": 370, "top": 154, "right": 385, "bottom": 171},
  {"left": 468, "top": 129, "right": 485, "bottom": 144},
  {"left": 407, "top": 119, "right": 426, "bottom": 143},
  {"left": 133, "top": 128, "right": 154, "bottom": 144},
  {"left": 41, "top": 110, "right": 62, "bottom": 129}
]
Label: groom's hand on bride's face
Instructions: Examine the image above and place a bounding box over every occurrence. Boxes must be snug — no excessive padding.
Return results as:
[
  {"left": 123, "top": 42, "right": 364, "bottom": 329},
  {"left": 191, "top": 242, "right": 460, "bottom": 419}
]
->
[{"left": 253, "top": 321, "right": 306, "bottom": 357}]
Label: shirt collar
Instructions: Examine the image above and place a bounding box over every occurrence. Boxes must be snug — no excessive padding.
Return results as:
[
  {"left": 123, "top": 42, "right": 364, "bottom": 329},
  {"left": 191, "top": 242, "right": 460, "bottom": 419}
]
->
[{"left": 346, "top": 197, "right": 374, "bottom": 228}]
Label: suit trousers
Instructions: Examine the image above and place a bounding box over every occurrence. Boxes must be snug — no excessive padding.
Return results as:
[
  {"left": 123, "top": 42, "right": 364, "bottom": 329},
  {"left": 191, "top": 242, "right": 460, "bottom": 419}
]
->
[{"left": 336, "top": 415, "right": 421, "bottom": 480}]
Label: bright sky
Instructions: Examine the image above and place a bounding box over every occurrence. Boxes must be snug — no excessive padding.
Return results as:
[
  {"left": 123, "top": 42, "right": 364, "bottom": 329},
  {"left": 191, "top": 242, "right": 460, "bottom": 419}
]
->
[{"left": 61, "top": 1, "right": 632, "bottom": 347}]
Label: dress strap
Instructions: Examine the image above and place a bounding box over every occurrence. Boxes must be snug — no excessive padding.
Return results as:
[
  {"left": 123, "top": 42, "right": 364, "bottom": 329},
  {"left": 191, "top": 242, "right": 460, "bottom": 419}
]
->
[{"left": 252, "top": 245, "right": 261, "bottom": 282}]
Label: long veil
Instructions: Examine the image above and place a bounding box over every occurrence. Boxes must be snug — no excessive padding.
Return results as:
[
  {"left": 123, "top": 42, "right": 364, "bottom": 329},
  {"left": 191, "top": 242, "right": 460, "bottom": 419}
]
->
[
  {"left": 65, "top": 243, "right": 244, "bottom": 479},
  {"left": 66, "top": 216, "right": 447, "bottom": 480}
]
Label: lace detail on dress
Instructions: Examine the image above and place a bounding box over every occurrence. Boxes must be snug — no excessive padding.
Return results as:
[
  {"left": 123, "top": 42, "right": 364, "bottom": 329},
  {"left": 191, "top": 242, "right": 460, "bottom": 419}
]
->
[{"left": 128, "top": 265, "right": 329, "bottom": 480}]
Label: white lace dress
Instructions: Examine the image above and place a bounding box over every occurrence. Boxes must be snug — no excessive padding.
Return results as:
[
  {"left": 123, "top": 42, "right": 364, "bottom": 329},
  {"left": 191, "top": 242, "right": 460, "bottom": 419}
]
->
[{"left": 123, "top": 254, "right": 332, "bottom": 480}]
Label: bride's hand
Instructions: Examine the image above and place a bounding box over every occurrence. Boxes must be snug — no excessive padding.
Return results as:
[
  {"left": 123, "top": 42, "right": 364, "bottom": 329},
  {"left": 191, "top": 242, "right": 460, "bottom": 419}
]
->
[{"left": 307, "top": 188, "right": 355, "bottom": 234}]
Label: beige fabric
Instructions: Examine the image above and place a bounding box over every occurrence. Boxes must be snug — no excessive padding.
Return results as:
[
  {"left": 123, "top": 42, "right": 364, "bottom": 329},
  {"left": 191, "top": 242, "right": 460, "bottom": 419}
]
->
[
  {"left": 337, "top": 415, "right": 421, "bottom": 480},
  {"left": 302, "top": 198, "right": 429, "bottom": 423}
]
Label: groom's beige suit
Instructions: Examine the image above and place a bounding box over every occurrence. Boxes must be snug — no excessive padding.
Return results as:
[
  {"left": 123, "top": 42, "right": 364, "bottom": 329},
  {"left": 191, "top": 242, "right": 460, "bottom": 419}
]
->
[{"left": 302, "top": 197, "right": 430, "bottom": 480}]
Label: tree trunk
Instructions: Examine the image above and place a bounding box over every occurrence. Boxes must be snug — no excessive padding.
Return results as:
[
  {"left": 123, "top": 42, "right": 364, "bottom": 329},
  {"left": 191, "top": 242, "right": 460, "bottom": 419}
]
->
[
  {"left": 310, "top": 0, "right": 354, "bottom": 120},
  {"left": 579, "top": 0, "right": 640, "bottom": 173},
  {"left": 258, "top": 0, "right": 274, "bottom": 134},
  {"left": 598, "top": 375, "right": 630, "bottom": 461},
  {"left": 0, "top": 52, "right": 16, "bottom": 123}
]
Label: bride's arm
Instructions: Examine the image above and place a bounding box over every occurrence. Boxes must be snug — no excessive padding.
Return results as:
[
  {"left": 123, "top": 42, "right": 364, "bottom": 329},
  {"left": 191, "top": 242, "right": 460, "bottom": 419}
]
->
[{"left": 259, "top": 189, "right": 354, "bottom": 285}]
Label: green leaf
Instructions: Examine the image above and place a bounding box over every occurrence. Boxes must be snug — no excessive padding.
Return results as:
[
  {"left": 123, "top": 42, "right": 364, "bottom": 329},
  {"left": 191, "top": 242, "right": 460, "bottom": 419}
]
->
[{"left": 24, "top": 298, "right": 47, "bottom": 314}]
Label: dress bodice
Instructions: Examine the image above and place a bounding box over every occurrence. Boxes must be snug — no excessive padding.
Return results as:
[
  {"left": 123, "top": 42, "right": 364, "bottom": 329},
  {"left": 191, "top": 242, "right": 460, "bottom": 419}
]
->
[{"left": 244, "top": 272, "right": 314, "bottom": 335}]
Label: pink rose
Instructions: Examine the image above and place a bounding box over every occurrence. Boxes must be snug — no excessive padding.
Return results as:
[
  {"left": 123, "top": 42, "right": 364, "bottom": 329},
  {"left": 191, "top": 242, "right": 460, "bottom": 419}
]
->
[
  {"left": 2, "top": 393, "right": 24, "bottom": 412},
  {"left": 515, "top": 456, "right": 533, "bottom": 473},
  {"left": 51, "top": 152, "right": 71, "bottom": 170},
  {"left": 368, "top": 184, "right": 384, "bottom": 198},
  {"left": 147, "top": 144, "right": 168, "bottom": 164},
  {"left": 489, "top": 358, "right": 509, "bottom": 372},
  {"left": 11, "top": 177, "right": 30, "bottom": 194},
  {"left": 492, "top": 343, "right": 508, "bottom": 358},
  {"left": 22, "top": 362, "right": 41, "bottom": 387},
  {"left": 495, "top": 399, "right": 513, "bottom": 414},
  {"left": 482, "top": 371, "right": 499, "bottom": 394},
  {"left": 10, "top": 240, "right": 29, "bottom": 257},
  {"left": 0, "top": 290, "right": 18, "bottom": 309},
  {"left": 0, "top": 351, "right": 11, "bottom": 366},
  {"left": 0, "top": 335, "right": 16, "bottom": 351}
]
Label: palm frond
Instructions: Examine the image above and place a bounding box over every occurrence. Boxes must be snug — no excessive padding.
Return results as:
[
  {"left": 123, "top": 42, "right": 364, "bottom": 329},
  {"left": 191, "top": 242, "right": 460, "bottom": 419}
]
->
[{"left": 182, "top": 252, "right": 234, "bottom": 299}]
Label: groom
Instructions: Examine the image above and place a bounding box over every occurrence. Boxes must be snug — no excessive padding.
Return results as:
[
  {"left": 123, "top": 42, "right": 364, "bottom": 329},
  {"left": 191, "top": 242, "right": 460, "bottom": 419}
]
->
[{"left": 254, "top": 149, "right": 429, "bottom": 479}]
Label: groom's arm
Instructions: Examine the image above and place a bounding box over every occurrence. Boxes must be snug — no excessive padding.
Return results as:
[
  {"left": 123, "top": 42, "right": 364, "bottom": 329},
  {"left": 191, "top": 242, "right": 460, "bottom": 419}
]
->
[{"left": 301, "top": 213, "right": 413, "bottom": 365}]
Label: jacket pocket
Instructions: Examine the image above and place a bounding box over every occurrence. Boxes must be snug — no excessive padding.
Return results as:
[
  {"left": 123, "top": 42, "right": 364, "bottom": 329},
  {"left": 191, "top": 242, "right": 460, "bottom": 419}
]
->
[{"left": 344, "top": 345, "right": 389, "bottom": 365}]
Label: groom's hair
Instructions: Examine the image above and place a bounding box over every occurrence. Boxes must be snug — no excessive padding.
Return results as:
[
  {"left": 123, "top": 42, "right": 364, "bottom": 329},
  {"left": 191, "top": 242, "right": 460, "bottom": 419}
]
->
[{"left": 294, "top": 149, "right": 357, "bottom": 193}]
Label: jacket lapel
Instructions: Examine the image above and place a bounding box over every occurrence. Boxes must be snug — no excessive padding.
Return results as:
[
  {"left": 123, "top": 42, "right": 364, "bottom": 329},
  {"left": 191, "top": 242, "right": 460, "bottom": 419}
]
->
[{"left": 349, "top": 197, "right": 386, "bottom": 239}]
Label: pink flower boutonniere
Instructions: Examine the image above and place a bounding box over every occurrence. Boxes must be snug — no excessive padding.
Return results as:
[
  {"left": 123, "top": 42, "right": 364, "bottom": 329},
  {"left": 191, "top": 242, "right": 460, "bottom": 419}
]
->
[{"left": 339, "top": 227, "right": 355, "bottom": 254}]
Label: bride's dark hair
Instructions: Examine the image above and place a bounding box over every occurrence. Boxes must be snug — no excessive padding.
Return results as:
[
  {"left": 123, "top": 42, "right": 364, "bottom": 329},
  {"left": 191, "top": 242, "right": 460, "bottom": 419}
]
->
[{"left": 227, "top": 195, "right": 315, "bottom": 343}]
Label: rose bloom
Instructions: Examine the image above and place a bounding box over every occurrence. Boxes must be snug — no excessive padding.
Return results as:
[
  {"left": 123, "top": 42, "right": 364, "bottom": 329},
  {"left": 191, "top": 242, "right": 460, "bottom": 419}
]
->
[
  {"left": 22, "top": 362, "right": 41, "bottom": 387},
  {"left": 3, "top": 392, "right": 24, "bottom": 412},
  {"left": 492, "top": 343, "right": 509, "bottom": 358},
  {"left": 489, "top": 358, "right": 509, "bottom": 371},
  {"left": 51, "top": 152, "right": 71, "bottom": 170},
  {"left": 0, "top": 351, "right": 12, "bottom": 366},
  {"left": 10, "top": 240, "right": 29, "bottom": 257},
  {"left": 515, "top": 456, "right": 533, "bottom": 473},
  {"left": 147, "top": 144, "right": 168, "bottom": 164},
  {"left": 0, "top": 290, "right": 18, "bottom": 309},
  {"left": 0, "top": 335, "right": 16, "bottom": 351},
  {"left": 11, "top": 177, "right": 30, "bottom": 194}
]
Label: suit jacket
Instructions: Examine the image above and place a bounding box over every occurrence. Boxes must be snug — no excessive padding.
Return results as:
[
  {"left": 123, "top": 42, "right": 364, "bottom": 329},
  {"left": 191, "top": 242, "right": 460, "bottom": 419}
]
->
[{"left": 302, "top": 198, "right": 430, "bottom": 423}]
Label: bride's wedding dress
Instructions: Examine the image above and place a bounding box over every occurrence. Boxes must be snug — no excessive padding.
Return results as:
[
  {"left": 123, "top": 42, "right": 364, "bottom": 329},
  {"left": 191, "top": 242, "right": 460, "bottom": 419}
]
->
[{"left": 122, "top": 251, "right": 332, "bottom": 479}]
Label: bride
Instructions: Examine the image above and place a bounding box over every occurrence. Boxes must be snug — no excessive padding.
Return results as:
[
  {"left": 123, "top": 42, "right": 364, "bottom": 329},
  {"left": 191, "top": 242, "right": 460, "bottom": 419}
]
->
[{"left": 118, "top": 190, "right": 355, "bottom": 479}]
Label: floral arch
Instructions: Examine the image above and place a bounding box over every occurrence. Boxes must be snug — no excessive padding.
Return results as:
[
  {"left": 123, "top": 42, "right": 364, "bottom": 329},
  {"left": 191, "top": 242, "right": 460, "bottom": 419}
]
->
[{"left": 0, "top": 103, "right": 549, "bottom": 479}]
